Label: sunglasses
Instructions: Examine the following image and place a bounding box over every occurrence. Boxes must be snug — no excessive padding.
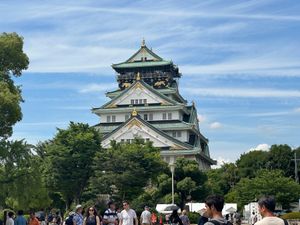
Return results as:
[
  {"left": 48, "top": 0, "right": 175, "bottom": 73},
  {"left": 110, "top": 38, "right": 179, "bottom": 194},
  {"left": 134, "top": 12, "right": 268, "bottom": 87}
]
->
[{"left": 123, "top": 204, "right": 127, "bottom": 206}]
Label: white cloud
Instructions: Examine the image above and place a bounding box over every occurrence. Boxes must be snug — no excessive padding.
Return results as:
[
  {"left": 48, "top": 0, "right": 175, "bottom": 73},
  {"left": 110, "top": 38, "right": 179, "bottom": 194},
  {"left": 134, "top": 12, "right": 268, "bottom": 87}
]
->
[
  {"left": 295, "top": 107, "right": 300, "bottom": 113},
  {"left": 79, "top": 83, "right": 117, "bottom": 93},
  {"left": 209, "top": 122, "right": 222, "bottom": 129},
  {"left": 197, "top": 114, "right": 206, "bottom": 123},
  {"left": 211, "top": 157, "right": 232, "bottom": 169},
  {"left": 248, "top": 143, "right": 270, "bottom": 152},
  {"left": 183, "top": 87, "right": 300, "bottom": 98}
]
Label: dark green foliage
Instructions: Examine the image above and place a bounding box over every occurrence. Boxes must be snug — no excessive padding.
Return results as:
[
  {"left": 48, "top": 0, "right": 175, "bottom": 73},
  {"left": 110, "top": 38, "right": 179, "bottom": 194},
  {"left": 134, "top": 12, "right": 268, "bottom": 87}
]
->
[
  {"left": 42, "top": 122, "right": 101, "bottom": 209},
  {"left": 225, "top": 169, "right": 300, "bottom": 209},
  {"left": 0, "top": 32, "right": 29, "bottom": 139},
  {"left": 0, "top": 140, "right": 51, "bottom": 210},
  {"left": 89, "top": 139, "right": 166, "bottom": 203}
]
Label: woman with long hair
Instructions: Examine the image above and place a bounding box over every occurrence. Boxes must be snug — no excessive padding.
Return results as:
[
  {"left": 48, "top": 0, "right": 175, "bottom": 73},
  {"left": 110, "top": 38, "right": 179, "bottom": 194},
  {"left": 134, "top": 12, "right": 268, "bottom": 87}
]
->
[{"left": 83, "top": 207, "right": 101, "bottom": 225}]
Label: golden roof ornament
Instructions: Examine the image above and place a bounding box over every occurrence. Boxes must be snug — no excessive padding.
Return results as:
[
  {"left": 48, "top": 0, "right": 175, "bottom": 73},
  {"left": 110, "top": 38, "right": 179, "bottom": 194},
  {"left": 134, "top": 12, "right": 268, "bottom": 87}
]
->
[
  {"left": 136, "top": 72, "right": 141, "bottom": 81},
  {"left": 132, "top": 108, "right": 138, "bottom": 116}
]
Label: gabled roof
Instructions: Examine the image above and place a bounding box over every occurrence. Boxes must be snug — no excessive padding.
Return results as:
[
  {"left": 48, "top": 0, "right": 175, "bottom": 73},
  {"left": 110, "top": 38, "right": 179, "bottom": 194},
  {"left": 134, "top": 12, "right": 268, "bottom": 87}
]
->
[
  {"left": 102, "top": 114, "right": 194, "bottom": 150},
  {"left": 93, "top": 79, "right": 180, "bottom": 110},
  {"left": 112, "top": 40, "right": 172, "bottom": 69}
]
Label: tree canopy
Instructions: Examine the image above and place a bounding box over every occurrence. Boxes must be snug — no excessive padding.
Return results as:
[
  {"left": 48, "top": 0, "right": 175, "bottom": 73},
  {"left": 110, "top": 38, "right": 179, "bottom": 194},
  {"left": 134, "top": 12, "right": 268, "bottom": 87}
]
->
[
  {"left": 42, "top": 122, "right": 101, "bottom": 209},
  {"left": 0, "top": 32, "right": 29, "bottom": 139}
]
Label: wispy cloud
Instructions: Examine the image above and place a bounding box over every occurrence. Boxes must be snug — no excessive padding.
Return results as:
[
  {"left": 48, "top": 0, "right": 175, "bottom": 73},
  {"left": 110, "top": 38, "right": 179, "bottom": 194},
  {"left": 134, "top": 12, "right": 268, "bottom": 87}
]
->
[
  {"left": 183, "top": 87, "right": 300, "bottom": 98},
  {"left": 248, "top": 143, "right": 270, "bottom": 152},
  {"left": 79, "top": 83, "right": 117, "bottom": 93},
  {"left": 209, "top": 122, "right": 223, "bottom": 129}
]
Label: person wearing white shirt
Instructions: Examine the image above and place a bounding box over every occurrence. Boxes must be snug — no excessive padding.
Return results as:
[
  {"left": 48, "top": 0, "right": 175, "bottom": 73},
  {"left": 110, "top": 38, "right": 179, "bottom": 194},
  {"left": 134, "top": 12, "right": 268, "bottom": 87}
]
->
[
  {"left": 6, "top": 212, "right": 14, "bottom": 225},
  {"left": 255, "top": 196, "right": 287, "bottom": 225},
  {"left": 140, "top": 206, "right": 151, "bottom": 225},
  {"left": 119, "top": 201, "right": 137, "bottom": 225}
]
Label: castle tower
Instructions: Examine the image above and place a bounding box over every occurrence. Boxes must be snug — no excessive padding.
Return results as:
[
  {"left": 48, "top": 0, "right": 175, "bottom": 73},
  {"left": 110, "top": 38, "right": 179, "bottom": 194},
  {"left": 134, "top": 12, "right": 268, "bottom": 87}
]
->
[{"left": 92, "top": 40, "right": 215, "bottom": 170}]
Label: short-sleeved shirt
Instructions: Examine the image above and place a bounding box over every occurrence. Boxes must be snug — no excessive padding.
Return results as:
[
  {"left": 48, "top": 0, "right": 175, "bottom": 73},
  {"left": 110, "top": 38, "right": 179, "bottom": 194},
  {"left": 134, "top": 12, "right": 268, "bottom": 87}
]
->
[
  {"left": 120, "top": 209, "right": 137, "bottom": 225},
  {"left": 6, "top": 218, "right": 14, "bottom": 225},
  {"left": 255, "top": 217, "right": 284, "bottom": 225},
  {"left": 29, "top": 218, "right": 39, "bottom": 225},
  {"left": 103, "top": 209, "right": 118, "bottom": 225},
  {"left": 179, "top": 215, "right": 189, "bottom": 225},
  {"left": 73, "top": 213, "right": 83, "bottom": 225},
  {"left": 15, "top": 216, "right": 27, "bottom": 225},
  {"left": 204, "top": 218, "right": 228, "bottom": 225},
  {"left": 140, "top": 210, "right": 151, "bottom": 224}
]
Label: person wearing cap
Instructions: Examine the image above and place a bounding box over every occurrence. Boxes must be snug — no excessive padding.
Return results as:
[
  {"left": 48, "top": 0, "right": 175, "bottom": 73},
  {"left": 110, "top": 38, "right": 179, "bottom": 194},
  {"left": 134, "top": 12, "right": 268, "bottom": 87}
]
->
[
  {"left": 119, "top": 201, "right": 137, "bottom": 225},
  {"left": 73, "top": 205, "right": 84, "bottom": 225},
  {"left": 103, "top": 201, "right": 118, "bottom": 225},
  {"left": 140, "top": 206, "right": 151, "bottom": 225}
]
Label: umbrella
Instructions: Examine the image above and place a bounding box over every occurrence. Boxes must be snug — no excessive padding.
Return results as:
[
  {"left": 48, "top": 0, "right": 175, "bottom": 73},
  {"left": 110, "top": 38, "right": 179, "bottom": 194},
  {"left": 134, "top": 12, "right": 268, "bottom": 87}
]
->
[
  {"left": 164, "top": 205, "right": 179, "bottom": 211},
  {"left": 226, "top": 207, "right": 236, "bottom": 213}
]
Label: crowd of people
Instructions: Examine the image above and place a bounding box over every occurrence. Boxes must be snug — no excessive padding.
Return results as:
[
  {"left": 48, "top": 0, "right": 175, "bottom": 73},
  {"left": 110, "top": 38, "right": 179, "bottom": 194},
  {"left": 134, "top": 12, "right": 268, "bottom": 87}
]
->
[{"left": 2, "top": 195, "right": 288, "bottom": 225}]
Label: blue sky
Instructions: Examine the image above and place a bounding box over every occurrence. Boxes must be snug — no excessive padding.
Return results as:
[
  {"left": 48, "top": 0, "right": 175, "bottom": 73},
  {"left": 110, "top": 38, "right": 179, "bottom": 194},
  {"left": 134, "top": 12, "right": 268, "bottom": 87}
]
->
[{"left": 1, "top": 0, "right": 300, "bottom": 164}]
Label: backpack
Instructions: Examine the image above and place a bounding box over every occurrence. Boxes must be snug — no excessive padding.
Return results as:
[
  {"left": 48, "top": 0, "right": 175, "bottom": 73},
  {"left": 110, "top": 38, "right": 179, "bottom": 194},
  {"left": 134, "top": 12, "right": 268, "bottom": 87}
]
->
[
  {"left": 65, "top": 216, "right": 73, "bottom": 225},
  {"left": 209, "top": 220, "right": 233, "bottom": 225}
]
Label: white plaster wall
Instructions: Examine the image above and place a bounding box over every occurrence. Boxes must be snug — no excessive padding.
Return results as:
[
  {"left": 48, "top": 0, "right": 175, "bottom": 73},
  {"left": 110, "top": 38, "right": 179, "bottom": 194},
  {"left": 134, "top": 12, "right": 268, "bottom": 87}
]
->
[
  {"left": 116, "top": 87, "right": 164, "bottom": 105},
  {"left": 100, "top": 111, "right": 181, "bottom": 123},
  {"left": 165, "top": 130, "right": 188, "bottom": 142}
]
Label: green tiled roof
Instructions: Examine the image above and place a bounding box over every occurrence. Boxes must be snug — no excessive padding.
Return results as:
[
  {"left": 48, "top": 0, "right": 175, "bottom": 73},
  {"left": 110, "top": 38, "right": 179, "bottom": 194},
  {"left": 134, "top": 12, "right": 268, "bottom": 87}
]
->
[
  {"left": 112, "top": 60, "right": 172, "bottom": 69},
  {"left": 93, "top": 79, "right": 181, "bottom": 110}
]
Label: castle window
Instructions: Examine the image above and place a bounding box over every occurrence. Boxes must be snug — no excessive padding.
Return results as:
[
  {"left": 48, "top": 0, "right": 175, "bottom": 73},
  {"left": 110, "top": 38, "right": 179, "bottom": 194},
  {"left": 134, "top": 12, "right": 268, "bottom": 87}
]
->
[
  {"left": 135, "top": 99, "right": 139, "bottom": 104},
  {"left": 139, "top": 99, "right": 143, "bottom": 104},
  {"left": 112, "top": 115, "right": 116, "bottom": 122},
  {"left": 144, "top": 114, "right": 148, "bottom": 121},
  {"left": 106, "top": 115, "right": 111, "bottom": 123},
  {"left": 149, "top": 113, "right": 153, "bottom": 121},
  {"left": 162, "top": 113, "right": 167, "bottom": 120},
  {"left": 172, "top": 131, "right": 176, "bottom": 137},
  {"left": 168, "top": 113, "right": 172, "bottom": 120},
  {"left": 143, "top": 99, "right": 147, "bottom": 104},
  {"left": 177, "top": 131, "right": 182, "bottom": 137},
  {"left": 131, "top": 99, "right": 134, "bottom": 105}
]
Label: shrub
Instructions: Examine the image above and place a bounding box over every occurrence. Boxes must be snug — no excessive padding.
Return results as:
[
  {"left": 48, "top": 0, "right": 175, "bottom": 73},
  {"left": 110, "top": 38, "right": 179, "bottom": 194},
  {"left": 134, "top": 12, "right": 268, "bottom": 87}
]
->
[
  {"left": 187, "top": 212, "right": 199, "bottom": 224},
  {"left": 281, "top": 212, "right": 300, "bottom": 220}
]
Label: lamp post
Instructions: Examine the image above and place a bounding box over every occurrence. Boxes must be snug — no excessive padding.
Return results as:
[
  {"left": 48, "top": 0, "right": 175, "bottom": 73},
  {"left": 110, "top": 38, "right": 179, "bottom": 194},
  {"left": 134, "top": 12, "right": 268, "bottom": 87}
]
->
[{"left": 170, "top": 163, "right": 175, "bottom": 204}]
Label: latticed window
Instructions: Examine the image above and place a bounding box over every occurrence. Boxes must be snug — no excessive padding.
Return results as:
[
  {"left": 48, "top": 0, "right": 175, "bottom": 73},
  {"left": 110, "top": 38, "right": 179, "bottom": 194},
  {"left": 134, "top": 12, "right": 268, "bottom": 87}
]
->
[
  {"left": 107, "top": 115, "right": 111, "bottom": 122},
  {"left": 162, "top": 113, "right": 167, "bottom": 120}
]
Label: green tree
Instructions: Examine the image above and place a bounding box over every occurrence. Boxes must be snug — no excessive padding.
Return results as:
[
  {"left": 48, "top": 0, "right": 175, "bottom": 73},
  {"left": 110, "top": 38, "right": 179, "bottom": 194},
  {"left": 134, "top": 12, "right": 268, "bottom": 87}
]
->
[
  {"left": 89, "top": 140, "right": 166, "bottom": 203},
  {"left": 226, "top": 169, "right": 300, "bottom": 209},
  {"left": 0, "top": 32, "right": 29, "bottom": 139},
  {"left": 205, "top": 163, "right": 239, "bottom": 196},
  {"left": 0, "top": 140, "right": 51, "bottom": 210},
  {"left": 155, "top": 158, "right": 208, "bottom": 209},
  {"left": 42, "top": 122, "right": 101, "bottom": 209},
  {"left": 266, "top": 144, "right": 294, "bottom": 177},
  {"left": 236, "top": 150, "right": 268, "bottom": 178}
]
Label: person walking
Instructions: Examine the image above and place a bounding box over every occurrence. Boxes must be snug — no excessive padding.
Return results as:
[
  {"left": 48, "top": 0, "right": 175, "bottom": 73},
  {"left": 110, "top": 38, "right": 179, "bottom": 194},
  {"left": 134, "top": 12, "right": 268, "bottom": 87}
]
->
[
  {"left": 73, "top": 205, "right": 84, "bottom": 225},
  {"left": 83, "top": 207, "right": 101, "bottom": 225},
  {"left": 119, "top": 201, "right": 137, "bottom": 225},
  {"left": 15, "top": 211, "right": 27, "bottom": 225},
  {"left": 203, "top": 195, "right": 232, "bottom": 225},
  {"left": 29, "top": 212, "right": 40, "bottom": 225},
  {"left": 103, "top": 201, "right": 118, "bottom": 225},
  {"left": 6, "top": 212, "right": 14, "bottom": 225},
  {"left": 169, "top": 210, "right": 183, "bottom": 225},
  {"left": 179, "top": 210, "right": 189, "bottom": 225},
  {"left": 255, "top": 196, "right": 287, "bottom": 225},
  {"left": 140, "top": 206, "right": 151, "bottom": 225}
]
